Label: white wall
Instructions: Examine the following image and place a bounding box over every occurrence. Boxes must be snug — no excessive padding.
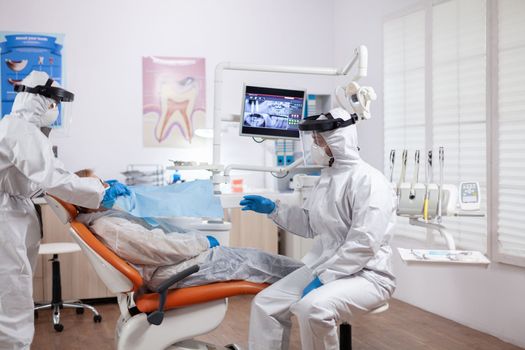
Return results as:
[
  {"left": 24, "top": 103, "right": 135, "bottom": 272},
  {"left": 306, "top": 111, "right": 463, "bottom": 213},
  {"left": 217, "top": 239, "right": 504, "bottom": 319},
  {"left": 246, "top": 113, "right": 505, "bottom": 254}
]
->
[
  {"left": 4, "top": 0, "right": 525, "bottom": 347},
  {"left": 0, "top": 0, "right": 336, "bottom": 188},
  {"left": 333, "top": 0, "right": 525, "bottom": 348}
]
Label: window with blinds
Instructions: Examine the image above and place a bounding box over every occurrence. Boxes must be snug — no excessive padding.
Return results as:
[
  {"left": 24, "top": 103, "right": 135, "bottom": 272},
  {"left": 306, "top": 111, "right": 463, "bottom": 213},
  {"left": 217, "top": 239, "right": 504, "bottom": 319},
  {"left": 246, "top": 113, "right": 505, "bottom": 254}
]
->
[
  {"left": 383, "top": 9, "right": 426, "bottom": 240},
  {"left": 432, "top": 0, "right": 487, "bottom": 252},
  {"left": 496, "top": 0, "right": 525, "bottom": 261},
  {"left": 383, "top": 0, "right": 487, "bottom": 250},
  {"left": 384, "top": 0, "right": 525, "bottom": 265}
]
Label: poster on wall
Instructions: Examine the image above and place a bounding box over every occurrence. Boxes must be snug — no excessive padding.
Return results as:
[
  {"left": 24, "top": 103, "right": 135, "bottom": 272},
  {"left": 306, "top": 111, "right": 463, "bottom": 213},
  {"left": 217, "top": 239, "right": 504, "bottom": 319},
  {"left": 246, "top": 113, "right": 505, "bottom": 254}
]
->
[
  {"left": 143, "top": 56, "right": 207, "bottom": 148},
  {"left": 0, "top": 32, "right": 66, "bottom": 127}
]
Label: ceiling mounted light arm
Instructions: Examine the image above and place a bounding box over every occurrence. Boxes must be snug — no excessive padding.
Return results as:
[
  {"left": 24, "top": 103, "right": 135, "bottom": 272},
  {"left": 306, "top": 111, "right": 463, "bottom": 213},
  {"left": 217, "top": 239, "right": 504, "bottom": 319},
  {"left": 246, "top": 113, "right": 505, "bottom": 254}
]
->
[{"left": 212, "top": 45, "right": 368, "bottom": 166}]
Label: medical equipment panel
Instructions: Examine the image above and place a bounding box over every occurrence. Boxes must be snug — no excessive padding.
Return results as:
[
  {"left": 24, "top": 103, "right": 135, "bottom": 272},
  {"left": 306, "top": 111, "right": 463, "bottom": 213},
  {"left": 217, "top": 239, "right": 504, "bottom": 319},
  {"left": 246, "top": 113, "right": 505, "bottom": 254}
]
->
[
  {"left": 458, "top": 182, "right": 480, "bottom": 211},
  {"left": 239, "top": 85, "right": 306, "bottom": 140},
  {"left": 389, "top": 148, "right": 485, "bottom": 252}
]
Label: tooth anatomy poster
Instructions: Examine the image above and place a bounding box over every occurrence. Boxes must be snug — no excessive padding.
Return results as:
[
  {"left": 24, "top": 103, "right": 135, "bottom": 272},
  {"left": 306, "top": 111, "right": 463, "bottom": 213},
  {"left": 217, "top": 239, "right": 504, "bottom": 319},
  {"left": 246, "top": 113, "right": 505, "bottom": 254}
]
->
[
  {"left": 0, "top": 32, "right": 64, "bottom": 125},
  {"left": 142, "top": 56, "right": 206, "bottom": 148}
]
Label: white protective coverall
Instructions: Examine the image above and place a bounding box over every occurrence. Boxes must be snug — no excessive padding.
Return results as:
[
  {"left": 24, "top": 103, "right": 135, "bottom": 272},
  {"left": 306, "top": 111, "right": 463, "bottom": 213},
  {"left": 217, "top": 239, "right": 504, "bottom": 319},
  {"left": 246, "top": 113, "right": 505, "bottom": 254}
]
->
[
  {"left": 0, "top": 71, "right": 105, "bottom": 349},
  {"left": 249, "top": 108, "right": 397, "bottom": 350},
  {"left": 77, "top": 210, "right": 303, "bottom": 290}
]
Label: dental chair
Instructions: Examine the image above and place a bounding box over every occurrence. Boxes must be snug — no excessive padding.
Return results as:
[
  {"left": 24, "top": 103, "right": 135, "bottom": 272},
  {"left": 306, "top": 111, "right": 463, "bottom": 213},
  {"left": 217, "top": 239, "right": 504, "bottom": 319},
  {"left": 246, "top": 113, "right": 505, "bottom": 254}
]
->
[{"left": 44, "top": 195, "right": 268, "bottom": 350}]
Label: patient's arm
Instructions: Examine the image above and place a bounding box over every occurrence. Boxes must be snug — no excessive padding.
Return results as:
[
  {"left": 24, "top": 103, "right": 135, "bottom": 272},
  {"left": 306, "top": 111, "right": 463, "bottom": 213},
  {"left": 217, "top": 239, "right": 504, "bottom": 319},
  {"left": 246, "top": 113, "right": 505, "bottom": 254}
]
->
[{"left": 91, "top": 216, "right": 209, "bottom": 266}]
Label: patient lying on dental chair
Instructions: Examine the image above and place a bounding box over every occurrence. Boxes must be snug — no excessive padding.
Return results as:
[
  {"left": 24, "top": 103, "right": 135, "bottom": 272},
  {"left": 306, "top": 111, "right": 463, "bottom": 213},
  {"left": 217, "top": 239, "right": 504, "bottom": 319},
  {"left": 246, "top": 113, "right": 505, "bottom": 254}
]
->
[{"left": 74, "top": 169, "right": 303, "bottom": 291}]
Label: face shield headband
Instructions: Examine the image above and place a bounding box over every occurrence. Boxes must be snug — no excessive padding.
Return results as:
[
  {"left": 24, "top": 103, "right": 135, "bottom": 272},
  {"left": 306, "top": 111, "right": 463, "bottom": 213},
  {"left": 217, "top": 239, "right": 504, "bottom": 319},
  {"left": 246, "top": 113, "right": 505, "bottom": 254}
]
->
[
  {"left": 14, "top": 78, "right": 74, "bottom": 103},
  {"left": 298, "top": 112, "right": 359, "bottom": 132}
]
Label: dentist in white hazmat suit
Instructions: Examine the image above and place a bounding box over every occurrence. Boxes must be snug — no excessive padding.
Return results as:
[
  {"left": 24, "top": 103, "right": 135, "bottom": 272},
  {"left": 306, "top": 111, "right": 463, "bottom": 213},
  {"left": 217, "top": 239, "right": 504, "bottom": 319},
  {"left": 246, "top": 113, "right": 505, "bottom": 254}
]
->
[
  {"left": 240, "top": 107, "right": 397, "bottom": 350},
  {"left": 0, "top": 71, "right": 129, "bottom": 349}
]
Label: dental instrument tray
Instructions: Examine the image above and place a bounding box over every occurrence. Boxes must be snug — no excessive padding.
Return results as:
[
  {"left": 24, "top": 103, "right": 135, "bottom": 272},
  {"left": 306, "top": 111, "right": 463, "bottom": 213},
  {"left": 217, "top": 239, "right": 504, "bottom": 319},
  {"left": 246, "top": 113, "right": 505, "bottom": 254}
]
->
[
  {"left": 397, "top": 248, "right": 490, "bottom": 266},
  {"left": 168, "top": 160, "right": 224, "bottom": 171}
]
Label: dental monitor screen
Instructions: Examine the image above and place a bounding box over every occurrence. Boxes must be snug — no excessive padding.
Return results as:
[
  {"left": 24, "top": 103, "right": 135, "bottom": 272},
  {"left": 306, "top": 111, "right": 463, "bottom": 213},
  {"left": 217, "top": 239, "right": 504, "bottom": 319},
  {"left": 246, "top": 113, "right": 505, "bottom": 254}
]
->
[{"left": 240, "top": 85, "right": 306, "bottom": 140}]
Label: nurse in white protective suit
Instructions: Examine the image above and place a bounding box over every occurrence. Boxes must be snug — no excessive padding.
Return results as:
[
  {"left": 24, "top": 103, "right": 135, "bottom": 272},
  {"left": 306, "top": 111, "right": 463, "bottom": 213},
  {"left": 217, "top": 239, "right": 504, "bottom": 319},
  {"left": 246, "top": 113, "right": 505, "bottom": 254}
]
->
[
  {"left": 240, "top": 107, "right": 397, "bottom": 350},
  {"left": 0, "top": 71, "right": 129, "bottom": 349}
]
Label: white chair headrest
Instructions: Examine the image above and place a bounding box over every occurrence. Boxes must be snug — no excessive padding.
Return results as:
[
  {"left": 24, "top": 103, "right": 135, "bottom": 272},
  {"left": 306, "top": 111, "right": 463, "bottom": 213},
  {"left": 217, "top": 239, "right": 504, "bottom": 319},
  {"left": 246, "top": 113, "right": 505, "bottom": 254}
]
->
[{"left": 44, "top": 196, "right": 73, "bottom": 224}]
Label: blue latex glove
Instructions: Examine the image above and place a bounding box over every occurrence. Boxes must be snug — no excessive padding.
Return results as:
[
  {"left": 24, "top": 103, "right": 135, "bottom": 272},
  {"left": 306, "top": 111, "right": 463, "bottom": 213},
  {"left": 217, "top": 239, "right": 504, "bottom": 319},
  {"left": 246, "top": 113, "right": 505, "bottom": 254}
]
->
[
  {"left": 239, "top": 195, "right": 275, "bottom": 214},
  {"left": 102, "top": 180, "right": 131, "bottom": 209},
  {"left": 207, "top": 235, "right": 220, "bottom": 248},
  {"left": 302, "top": 276, "right": 323, "bottom": 298}
]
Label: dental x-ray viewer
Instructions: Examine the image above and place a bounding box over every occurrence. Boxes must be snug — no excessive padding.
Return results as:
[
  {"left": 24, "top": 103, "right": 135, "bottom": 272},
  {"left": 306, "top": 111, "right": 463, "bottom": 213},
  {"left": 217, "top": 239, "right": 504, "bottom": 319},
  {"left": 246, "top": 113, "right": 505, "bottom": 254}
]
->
[
  {"left": 0, "top": 71, "right": 129, "bottom": 349},
  {"left": 240, "top": 107, "right": 397, "bottom": 350}
]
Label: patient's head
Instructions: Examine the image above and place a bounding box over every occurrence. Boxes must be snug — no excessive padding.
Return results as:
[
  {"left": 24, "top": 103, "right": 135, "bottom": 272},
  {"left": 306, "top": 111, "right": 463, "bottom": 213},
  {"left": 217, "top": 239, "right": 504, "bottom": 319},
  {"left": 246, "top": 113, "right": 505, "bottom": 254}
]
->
[
  {"left": 75, "top": 168, "right": 96, "bottom": 178},
  {"left": 75, "top": 168, "right": 107, "bottom": 213}
]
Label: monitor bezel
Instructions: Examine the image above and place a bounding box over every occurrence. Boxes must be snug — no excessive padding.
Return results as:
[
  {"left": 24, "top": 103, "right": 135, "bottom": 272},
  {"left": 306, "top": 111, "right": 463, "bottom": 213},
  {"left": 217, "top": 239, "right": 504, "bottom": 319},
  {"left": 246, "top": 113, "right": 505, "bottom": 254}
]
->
[{"left": 239, "top": 84, "right": 306, "bottom": 140}]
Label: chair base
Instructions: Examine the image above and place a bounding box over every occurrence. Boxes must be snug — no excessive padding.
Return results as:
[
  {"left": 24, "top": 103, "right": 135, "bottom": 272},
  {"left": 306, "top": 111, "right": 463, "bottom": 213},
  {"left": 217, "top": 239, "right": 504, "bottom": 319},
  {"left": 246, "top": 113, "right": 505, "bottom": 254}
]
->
[
  {"left": 339, "top": 323, "right": 352, "bottom": 350},
  {"left": 116, "top": 299, "right": 227, "bottom": 350},
  {"left": 339, "top": 302, "right": 389, "bottom": 350},
  {"left": 34, "top": 300, "right": 101, "bottom": 332}
]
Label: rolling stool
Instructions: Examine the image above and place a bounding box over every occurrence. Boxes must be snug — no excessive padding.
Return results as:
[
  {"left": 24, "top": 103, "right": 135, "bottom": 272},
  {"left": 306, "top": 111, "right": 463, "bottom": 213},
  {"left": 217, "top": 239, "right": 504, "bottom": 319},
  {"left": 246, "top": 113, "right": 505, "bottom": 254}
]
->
[
  {"left": 339, "top": 302, "right": 389, "bottom": 350},
  {"left": 34, "top": 242, "right": 102, "bottom": 332}
]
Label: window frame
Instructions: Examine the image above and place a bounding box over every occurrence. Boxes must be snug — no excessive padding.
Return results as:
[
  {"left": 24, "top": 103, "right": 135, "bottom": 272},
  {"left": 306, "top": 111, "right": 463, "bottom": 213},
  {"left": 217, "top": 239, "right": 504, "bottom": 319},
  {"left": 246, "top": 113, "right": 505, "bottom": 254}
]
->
[
  {"left": 383, "top": 0, "right": 525, "bottom": 267},
  {"left": 489, "top": 0, "right": 525, "bottom": 267}
]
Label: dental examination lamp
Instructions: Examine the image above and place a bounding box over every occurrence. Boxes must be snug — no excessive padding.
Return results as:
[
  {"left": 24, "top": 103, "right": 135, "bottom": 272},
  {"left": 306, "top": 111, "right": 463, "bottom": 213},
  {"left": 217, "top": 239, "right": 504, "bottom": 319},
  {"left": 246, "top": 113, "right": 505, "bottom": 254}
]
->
[{"left": 182, "top": 45, "right": 375, "bottom": 192}]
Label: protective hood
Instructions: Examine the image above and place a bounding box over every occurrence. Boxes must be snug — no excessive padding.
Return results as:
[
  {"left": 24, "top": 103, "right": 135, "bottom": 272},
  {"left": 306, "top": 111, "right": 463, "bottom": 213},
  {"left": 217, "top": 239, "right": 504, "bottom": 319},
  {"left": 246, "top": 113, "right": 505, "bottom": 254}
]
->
[
  {"left": 318, "top": 107, "right": 361, "bottom": 166},
  {"left": 9, "top": 71, "right": 61, "bottom": 128}
]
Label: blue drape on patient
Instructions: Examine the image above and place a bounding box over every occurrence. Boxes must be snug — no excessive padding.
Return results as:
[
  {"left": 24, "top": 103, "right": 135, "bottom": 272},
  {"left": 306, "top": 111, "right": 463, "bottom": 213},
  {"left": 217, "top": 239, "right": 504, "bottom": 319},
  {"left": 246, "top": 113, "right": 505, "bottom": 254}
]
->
[{"left": 114, "top": 180, "right": 223, "bottom": 219}]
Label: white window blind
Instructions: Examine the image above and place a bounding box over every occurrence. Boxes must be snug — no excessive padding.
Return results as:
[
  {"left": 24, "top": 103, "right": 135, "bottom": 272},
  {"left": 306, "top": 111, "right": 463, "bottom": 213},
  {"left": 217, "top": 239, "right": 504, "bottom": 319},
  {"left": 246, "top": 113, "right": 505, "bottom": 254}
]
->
[
  {"left": 432, "top": 0, "right": 487, "bottom": 252},
  {"left": 496, "top": 0, "right": 525, "bottom": 261},
  {"left": 383, "top": 10, "right": 426, "bottom": 240},
  {"left": 384, "top": 1, "right": 487, "bottom": 249}
]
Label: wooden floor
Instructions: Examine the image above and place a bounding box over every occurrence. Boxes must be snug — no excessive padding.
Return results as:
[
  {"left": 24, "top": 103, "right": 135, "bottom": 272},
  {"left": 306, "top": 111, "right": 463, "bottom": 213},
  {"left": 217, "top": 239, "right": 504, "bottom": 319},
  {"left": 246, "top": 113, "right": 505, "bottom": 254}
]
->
[{"left": 32, "top": 296, "right": 522, "bottom": 350}]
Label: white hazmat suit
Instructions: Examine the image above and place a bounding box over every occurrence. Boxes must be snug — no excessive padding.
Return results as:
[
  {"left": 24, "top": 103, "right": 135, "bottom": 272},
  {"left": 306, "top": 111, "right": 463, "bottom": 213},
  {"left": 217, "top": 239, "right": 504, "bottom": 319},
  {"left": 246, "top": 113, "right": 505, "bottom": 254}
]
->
[
  {"left": 76, "top": 210, "right": 303, "bottom": 290},
  {"left": 0, "top": 71, "right": 105, "bottom": 349},
  {"left": 248, "top": 108, "right": 397, "bottom": 350}
]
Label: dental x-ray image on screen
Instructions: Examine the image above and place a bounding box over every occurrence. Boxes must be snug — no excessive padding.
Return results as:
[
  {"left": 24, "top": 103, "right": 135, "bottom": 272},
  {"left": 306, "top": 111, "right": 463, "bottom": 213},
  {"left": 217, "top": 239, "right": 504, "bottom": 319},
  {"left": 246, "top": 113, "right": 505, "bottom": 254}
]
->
[{"left": 240, "top": 85, "right": 306, "bottom": 140}]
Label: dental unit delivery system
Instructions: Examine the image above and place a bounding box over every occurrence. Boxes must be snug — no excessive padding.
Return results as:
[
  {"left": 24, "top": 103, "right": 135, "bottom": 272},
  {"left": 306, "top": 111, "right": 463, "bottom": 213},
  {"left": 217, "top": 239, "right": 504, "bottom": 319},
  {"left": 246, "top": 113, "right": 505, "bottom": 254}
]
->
[
  {"left": 169, "top": 45, "right": 375, "bottom": 192},
  {"left": 389, "top": 148, "right": 484, "bottom": 250}
]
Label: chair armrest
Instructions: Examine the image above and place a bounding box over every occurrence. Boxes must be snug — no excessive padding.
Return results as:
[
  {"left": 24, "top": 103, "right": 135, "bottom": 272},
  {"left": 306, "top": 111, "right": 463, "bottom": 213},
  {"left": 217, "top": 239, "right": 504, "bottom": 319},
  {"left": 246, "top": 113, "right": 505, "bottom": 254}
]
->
[{"left": 147, "top": 264, "right": 200, "bottom": 326}]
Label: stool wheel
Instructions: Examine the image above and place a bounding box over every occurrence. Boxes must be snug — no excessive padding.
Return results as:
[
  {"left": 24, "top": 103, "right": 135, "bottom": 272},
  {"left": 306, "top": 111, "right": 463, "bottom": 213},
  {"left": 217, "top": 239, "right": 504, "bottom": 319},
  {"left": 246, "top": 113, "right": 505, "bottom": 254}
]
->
[
  {"left": 94, "top": 315, "right": 102, "bottom": 323},
  {"left": 54, "top": 324, "right": 64, "bottom": 332},
  {"left": 76, "top": 308, "right": 84, "bottom": 315}
]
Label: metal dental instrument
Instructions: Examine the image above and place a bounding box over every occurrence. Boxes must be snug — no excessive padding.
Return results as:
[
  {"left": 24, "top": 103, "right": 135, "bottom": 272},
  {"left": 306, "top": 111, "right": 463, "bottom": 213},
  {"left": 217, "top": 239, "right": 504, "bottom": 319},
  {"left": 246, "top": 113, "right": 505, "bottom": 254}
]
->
[
  {"left": 437, "top": 147, "right": 444, "bottom": 223},
  {"left": 397, "top": 149, "right": 408, "bottom": 198},
  {"left": 389, "top": 149, "right": 396, "bottom": 183},
  {"left": 409, "top": 150, "right": 420, "bottom": 200},
  {"left": 423, "top": 150, "right": 432, "bottom": 221}
]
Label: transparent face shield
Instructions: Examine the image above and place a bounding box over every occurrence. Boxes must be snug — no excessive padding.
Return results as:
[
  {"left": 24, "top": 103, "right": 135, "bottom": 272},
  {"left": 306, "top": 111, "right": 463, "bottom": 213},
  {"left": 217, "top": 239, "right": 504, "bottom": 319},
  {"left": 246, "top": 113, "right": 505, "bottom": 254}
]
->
[
  {"left": 53, "top": 101, "right": 73, "bottom": 129},
  {"left": 299, "top": 111, "right": 358, "bottom": 166},
  {"left": 15, "top": 78, "right": 75, "bottom": 133},
  {"left": 301, "top": 130, "right": 331, "bottom": 166}
]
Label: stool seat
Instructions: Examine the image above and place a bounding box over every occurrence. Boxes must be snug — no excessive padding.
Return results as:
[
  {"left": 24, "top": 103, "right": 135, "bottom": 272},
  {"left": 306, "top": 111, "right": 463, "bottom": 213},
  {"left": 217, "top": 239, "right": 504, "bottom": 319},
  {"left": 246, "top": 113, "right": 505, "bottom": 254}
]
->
[
  {"left": 35, "top": 241, "right": 100, "bottom": 332},
  {"left": 368, "top": 302, "right": 389, "bottom": 315},
  {"left": 39, "top": 242, "right": 80, "bottom": 255}
]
